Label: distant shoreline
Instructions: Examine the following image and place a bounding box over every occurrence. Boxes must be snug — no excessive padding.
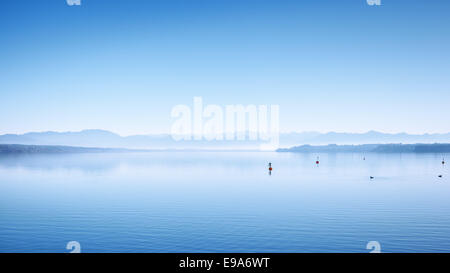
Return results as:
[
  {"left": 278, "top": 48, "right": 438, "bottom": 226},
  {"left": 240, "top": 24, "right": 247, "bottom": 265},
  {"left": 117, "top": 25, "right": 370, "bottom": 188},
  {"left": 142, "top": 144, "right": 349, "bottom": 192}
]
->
[
  {"left": 277, "top": 144, "right": 450, "bottom": 153},
  {"left": 0, "top": 144, "right": 138, "bottom": 154},
  {"left": 0, "top": 144, "right": 260, "bottom": 154},
  {"left": 1, "top": 143, "right": 450, "bottom": 154}
]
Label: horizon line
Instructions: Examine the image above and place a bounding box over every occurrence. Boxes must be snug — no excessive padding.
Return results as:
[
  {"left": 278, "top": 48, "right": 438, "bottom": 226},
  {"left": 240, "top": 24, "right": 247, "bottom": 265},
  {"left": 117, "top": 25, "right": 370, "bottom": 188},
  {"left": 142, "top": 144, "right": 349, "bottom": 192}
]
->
[{"left": 1, "top": 129, "right": 450, "bottom": 138}]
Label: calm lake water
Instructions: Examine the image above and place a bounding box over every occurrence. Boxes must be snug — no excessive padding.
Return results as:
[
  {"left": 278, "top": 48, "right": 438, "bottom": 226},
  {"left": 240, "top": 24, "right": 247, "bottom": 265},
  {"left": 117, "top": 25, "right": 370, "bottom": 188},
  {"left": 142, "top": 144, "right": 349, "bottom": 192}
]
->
[{"left": 0, "top": 152, "right": 449, "bottom": 253}]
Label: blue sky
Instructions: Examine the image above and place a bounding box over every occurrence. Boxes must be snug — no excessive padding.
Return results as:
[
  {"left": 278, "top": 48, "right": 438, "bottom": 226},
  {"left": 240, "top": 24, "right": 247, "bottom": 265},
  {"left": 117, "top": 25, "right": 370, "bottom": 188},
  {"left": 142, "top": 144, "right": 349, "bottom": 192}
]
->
[{"left": 1, "top": 0, "right": 450, "bottom": 135}]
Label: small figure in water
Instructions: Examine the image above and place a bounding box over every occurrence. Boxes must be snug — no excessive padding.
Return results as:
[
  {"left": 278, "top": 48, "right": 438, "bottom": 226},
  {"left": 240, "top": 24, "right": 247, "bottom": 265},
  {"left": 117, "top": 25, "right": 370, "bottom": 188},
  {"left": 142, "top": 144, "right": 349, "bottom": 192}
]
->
[
  {"left": 438, "top": 175, "right": 443, "bottom": 178},
  {"left": 363, "top": 156, "right": 366, "bottom": 161},
  {"left": 370, "top": 176, "right": 374, "bottom": 180},
  {"left": 316, "top": 156, "right": 320, "bottom": 166},
  {"left": 268, "top": 162, "right": 272, "bottom": 175},
  {"left": 443, "top": 158, "right": 445, "bottom": 165}
]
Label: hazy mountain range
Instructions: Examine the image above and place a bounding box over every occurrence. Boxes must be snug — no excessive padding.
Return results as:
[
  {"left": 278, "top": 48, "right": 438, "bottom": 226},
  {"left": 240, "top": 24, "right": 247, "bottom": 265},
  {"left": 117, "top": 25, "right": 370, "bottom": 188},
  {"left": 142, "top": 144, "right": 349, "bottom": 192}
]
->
[{"left": 0, "top": 130, "right": 449, "bottom": 150}]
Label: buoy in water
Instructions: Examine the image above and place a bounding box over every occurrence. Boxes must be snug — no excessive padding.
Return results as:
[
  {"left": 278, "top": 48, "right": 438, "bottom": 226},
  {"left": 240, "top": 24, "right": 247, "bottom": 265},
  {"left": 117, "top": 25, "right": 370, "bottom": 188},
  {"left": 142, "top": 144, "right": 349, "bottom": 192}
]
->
[
  {"left": 370, "top": 176, "right": 374, "bottom": 179},
  {"left": 316, "top": 156, "right": 320, "bottom": 165},
  {"left": 268, "top": 162, "right": 273, "bottom": 172},
  {"left": 438, "top": 175, "right": 443, "bottom": 178}
]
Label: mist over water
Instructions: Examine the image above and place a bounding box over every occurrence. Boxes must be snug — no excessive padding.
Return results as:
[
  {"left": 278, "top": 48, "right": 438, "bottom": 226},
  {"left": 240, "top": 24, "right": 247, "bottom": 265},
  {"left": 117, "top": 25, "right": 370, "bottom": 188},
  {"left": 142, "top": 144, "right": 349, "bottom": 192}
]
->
[{"left": 0, "top": 152, "right": 449, "bottom": 253}]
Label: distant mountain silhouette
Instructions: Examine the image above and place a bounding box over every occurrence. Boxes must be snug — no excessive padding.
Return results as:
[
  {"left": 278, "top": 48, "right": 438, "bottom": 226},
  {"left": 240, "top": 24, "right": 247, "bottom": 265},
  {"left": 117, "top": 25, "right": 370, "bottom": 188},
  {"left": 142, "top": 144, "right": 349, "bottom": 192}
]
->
[
  {"left": 0, "top": 130, "right": 261, "bottom": 149},
  {"left": 0, "top": 130, "right": 449, "bottom": 149},
  {"left": 280, "top": 131, "right": 450, "bottom": 146}
]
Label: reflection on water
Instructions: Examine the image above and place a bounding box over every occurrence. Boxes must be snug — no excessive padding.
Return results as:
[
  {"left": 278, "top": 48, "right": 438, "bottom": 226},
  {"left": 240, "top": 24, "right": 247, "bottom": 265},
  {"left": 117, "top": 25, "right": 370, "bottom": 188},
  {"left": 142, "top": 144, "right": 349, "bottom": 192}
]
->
[{"left": 0, "top": 152, "right": 449, "bottom": 253}]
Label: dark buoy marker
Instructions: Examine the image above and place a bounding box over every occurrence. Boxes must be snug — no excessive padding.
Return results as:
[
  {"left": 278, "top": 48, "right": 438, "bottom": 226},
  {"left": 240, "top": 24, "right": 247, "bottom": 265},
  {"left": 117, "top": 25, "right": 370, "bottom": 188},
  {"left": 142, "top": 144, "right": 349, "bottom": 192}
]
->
[
  {"left": 438, "top": 175, "right": 443, "bottom": 178},
  {"left": 370, "top": 176, "right": 374, "bottom": 180}
]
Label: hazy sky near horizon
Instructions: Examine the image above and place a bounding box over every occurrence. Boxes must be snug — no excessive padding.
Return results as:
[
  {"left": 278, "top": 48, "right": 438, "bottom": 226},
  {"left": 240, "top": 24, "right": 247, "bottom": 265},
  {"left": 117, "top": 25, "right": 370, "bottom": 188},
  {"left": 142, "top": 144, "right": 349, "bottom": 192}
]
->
[{"left": 1, "top": 0, "right": 450, "bottom": 136}]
